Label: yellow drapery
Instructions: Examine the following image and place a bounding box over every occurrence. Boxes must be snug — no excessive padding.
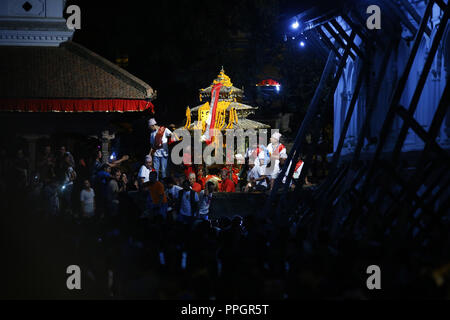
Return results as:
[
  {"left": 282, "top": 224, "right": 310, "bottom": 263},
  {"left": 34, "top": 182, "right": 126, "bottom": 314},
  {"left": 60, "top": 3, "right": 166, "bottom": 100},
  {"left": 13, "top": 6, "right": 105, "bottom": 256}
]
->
[
  {"left": 184, "top": 106, "right": 191, "bottom": 129},
  {"left": 194, "top": 101, "right": 240, "bottom": 132}
]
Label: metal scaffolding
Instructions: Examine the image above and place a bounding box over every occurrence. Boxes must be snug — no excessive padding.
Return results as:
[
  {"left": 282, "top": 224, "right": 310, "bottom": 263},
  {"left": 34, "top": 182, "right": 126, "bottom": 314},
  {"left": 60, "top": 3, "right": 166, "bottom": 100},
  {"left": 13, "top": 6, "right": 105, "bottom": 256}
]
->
[{"left": 266, "top": 0, "right": 449, "bottom": 250}]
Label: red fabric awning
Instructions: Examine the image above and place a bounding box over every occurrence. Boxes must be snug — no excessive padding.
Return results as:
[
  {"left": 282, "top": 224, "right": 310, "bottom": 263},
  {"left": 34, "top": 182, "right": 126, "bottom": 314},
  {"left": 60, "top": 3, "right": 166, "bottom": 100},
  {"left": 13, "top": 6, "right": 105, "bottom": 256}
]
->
[
  {"left": 256, "top": 79, "right": 281, "bottom": 86},
  {"left": 0, "top": 98, "right": 154, "bottom": 113}
]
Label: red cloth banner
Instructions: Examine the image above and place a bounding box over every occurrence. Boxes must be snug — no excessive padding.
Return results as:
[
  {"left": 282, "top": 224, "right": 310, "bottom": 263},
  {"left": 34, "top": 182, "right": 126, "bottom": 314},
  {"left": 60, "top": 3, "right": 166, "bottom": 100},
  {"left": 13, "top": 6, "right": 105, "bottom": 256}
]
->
[
  {"left": 0, "top": 98, "right": 154, "bottom": 113},
  {"left": 154, "top": 126, "right": 166, "bottom": 149},
  {"left": 205, "top": 83, "right": 223, "bottom": 144}
]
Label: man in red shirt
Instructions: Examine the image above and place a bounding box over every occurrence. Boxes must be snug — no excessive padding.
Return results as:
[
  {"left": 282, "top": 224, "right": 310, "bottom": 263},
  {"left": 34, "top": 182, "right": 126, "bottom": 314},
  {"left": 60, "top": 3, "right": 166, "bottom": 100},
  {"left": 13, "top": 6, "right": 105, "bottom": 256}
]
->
[
  {"left": 219, "top": 168, "right": 236, "bottom": 193},
  {"left": 196, "top": 166, "right": 206, "bottom": 189},
  {"left": 189, "top": 172, "right": 202, "bottom": 193}
]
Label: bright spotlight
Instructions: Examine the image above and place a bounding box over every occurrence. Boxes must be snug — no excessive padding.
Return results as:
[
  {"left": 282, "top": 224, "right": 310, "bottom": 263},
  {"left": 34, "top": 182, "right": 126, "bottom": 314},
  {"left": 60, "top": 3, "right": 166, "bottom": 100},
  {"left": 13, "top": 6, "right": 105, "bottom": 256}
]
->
[
  {"left": 300, "top": 41, "right": 305, "bottom": 47},
  {"left": 291, "top": 20, "right": 299, "bottom": 29}
]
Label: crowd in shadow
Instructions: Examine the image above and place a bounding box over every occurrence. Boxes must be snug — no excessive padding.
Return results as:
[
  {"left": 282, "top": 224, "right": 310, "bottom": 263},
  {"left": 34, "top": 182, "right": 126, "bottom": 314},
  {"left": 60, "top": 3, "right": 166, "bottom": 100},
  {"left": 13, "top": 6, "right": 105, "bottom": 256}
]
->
[{"left": 1, "top": 143, "right": 450, "bottom": 299}]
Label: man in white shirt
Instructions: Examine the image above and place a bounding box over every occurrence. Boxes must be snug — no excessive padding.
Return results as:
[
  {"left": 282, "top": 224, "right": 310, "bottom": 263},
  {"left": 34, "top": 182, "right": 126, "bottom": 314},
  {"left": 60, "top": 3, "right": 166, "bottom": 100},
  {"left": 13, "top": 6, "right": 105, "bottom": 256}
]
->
[
  {"left": 266, "top": 132, "right": 287, "bottom": 176},
  {"left": 80, "top": 179, "right": 95, "bottom": 217},
  {"left": 245, "top": 144, "right": 270, "bottom": 167},
  {"left": 164, "top": 177, "right": 183, "bottom": 200},
  {"left": 245, "top": 159, "right": 269, "bottom": 192},
  {"left": 270, "top": 154, "right": 305, "bottom": 190},
  {"left": 198, "top": 181, "right": 214, "bottom": 220},
  {"left": 148, "top": 118, "right": 172, "bottom": 179},
  {"left": 267, "top": 132, "right": 287, "bottom": 157},
  {"left": 138, "top": 155, "right": 154, "bottom": 185}
]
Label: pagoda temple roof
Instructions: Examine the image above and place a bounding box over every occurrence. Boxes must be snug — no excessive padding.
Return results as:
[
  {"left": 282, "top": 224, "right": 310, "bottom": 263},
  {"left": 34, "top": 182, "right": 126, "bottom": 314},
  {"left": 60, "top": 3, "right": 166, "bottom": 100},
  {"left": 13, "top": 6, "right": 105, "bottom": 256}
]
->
[
  {"left": 190, "top": 101, "right": 255, "bottom": 113},
  {"left": 199, "top": 67, "right": 244, "bottom": 98},
  {"left": 232, "top": 118, "right": 270, "bottom": 130},
  {"left": 0, "top": 41, "right": 156, "bottom": 112},
  {"left": 186, "top": 118, "right": 270, "bottom": 130},
  {"left": 200, "top": 85, "right": 243, "bottom": 96}
]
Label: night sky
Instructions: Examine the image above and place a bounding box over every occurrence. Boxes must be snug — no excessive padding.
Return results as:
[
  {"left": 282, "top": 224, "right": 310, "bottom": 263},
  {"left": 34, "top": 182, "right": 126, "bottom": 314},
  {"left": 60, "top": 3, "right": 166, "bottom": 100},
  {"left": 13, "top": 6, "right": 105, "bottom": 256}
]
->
[{"left": 67, "top": 0, "right": 338, "bottom": 125}]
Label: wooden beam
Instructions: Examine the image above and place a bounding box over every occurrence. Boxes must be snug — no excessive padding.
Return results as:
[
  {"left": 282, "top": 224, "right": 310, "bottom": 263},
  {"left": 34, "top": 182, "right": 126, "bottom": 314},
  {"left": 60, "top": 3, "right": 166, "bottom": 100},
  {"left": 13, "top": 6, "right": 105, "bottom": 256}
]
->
[
  {"left": 383, "top": 0, "right": 418, "bottom": 36},
  {"left": 341, "top": 13, "right": 369, "bottom": 44},
  {"left": 361, "top": 0, "right": 434, "bottom": 189},
  {"left": 343, "top": 11, "right": 386, "bottom": 50},
  {"left": 291, "top": 30, "right": 357, "bottom": 194},
  {"left": 296, "top": 32, "right": 358, "bottom": 237},
  {"left": 435, "top": 0, "right": 447, "bottom": 10},
  {"left": 391, "top": 5, "right": 449, "bottom": 162},
  {"left": 395, "top": 106, "right": 450, "bottom": 163},
  {"left": 263, "top": 50, "right": 338, "bottom": 218},
  {"left": 316, "top": 27, "right": 342, "bottom": 60},
  {"left": 398, "top": 0, "right": 432, "bottom": 36},
  {"left": 323, "top": 23, "right": 357, "bottom": 60},
  {"left": 350, "top": 39, "right": 395, "bottom": 164},
  {"left": 415, "top": 81, "right": 450, "bottom": 171},
  {"left": 330, "top": 19, "right": 365, "bottom": 59},
  {"left": 329, "top": 58, "right": 368, "bottom": 173}
]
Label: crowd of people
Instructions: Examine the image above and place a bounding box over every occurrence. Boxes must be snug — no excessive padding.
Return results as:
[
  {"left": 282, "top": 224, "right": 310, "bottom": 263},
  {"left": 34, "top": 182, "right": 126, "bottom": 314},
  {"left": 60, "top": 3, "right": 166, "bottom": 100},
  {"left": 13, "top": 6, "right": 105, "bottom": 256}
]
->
[
  {"left": 1, "top": 118, "right": 311, "bottom": 222},
  {"left": 2, "top": 118, "right": 448, "bottom": 299}
]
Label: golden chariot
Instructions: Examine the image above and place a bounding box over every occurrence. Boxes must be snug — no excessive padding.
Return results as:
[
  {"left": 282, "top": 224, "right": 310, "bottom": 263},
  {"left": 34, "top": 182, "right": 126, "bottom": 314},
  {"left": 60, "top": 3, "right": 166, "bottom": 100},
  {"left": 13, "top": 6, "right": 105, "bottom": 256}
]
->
[
  {"left": 183, "top": 67, "right": 270, "bottom": 133},
  {"left": 178, "top": 68, "right": 270, "bottom": 190}
]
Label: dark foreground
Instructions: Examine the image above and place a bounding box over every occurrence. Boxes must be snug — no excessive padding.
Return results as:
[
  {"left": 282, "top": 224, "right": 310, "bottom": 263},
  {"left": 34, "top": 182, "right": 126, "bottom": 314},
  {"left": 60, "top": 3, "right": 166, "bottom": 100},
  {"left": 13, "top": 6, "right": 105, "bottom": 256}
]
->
[{"left": 2, "top": 188, "right": 450, "bottom": 300}]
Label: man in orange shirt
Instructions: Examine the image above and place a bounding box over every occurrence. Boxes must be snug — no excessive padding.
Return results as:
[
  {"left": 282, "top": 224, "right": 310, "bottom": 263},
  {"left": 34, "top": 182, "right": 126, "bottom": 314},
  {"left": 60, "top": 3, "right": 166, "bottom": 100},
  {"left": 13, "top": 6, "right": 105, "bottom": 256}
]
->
[
  {"left": 148, "top": 171, "right": 168, "bottom": 218},
  {"left": 219, "top": 168, "right": 236, "bottom": 193},
  {"left": 189, "top": 172, "right": 202, "bottom": 193}
]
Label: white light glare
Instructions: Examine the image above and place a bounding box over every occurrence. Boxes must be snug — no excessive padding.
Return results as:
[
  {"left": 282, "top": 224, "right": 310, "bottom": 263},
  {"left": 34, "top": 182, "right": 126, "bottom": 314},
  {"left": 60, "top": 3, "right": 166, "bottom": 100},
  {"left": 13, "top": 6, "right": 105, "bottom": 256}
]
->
[
  {"left": 300, "top": 41, "right": 305, "bottom": 47},
  {"left": 291, "top": 20, "right": 299, "bottom": 29}
]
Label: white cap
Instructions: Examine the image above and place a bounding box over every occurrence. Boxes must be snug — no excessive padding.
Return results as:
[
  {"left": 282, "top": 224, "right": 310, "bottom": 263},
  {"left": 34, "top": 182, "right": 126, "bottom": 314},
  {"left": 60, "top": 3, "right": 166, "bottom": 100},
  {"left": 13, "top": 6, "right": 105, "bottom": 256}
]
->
[
  {"left": 148, "top": 118, "right": 157, "bottom": 126},
  {"left": 271, "top": 132, "right": 282, "bottom": 141},
  {"left": 145, "top": 155, "right": 152, "bottom": 162}
]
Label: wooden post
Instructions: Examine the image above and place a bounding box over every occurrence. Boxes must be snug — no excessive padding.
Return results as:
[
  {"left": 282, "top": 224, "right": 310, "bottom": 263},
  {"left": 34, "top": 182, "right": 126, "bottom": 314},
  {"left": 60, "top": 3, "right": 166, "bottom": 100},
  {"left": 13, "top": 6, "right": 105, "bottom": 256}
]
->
[
  {"left": 101, "top": 130, "right": 115, "bottom": 163},
  {"left": 23, "top": 134, "right": 38, "bottom": 175}
]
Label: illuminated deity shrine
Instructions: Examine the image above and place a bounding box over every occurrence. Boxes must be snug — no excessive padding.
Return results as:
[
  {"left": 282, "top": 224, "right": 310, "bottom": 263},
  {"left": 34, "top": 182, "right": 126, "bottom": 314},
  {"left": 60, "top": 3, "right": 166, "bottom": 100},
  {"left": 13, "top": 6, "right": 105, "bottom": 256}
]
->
[
  {"left": 181, "top": 68, "right": 270, "bottom": 190},
  {"left": 184, "top": 67, "right": 270, "bottom": 133}
]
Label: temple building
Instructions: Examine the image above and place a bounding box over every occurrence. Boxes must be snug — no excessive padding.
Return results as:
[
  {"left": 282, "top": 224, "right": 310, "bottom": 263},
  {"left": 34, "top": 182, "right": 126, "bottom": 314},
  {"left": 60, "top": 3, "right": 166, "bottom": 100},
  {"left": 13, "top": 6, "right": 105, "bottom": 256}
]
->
[
  {"left": 0, "top": 0, "right": 155, "bottom": 171},
  {"left": 184, "top": 68, "right": 270, "bottom": 132}
]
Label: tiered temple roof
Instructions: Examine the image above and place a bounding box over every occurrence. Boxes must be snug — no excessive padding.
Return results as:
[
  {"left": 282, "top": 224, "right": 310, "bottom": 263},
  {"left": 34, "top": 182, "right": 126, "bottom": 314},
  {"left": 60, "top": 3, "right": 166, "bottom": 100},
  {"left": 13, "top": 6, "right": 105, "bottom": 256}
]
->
[{"left": 185, "top": 68, "right": 269, "bottom": 131}]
